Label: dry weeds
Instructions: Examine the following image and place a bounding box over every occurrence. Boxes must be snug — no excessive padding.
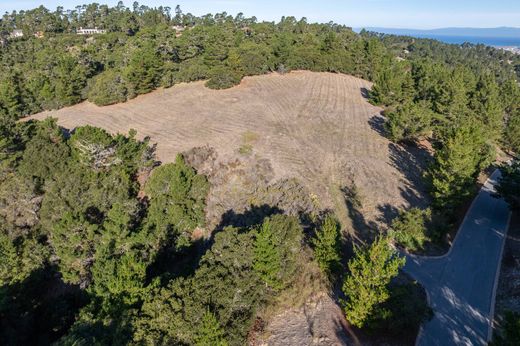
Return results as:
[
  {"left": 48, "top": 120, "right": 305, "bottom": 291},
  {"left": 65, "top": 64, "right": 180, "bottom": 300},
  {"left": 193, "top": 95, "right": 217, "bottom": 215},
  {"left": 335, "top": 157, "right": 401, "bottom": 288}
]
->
[{"left": 29, "top": 71, "right": 428, "bottom": 234}]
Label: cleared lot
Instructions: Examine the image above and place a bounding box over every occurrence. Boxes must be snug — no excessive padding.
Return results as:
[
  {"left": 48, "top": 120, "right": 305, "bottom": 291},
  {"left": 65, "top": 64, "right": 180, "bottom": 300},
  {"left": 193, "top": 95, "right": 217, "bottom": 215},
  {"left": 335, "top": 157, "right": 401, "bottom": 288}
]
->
[{"left": 29, "top": 71, "right": 428, "bottom": 229}]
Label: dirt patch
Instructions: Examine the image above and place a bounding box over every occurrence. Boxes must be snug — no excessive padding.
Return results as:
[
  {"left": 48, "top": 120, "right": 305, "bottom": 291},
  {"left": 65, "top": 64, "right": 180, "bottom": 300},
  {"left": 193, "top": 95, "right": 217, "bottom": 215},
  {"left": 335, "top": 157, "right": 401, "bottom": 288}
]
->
[
  {"left": 28, "top": 71, "right": 428, "bottom": 236},
  {"left": 252, "top": 294, "right": 350, "bottom": 346}
]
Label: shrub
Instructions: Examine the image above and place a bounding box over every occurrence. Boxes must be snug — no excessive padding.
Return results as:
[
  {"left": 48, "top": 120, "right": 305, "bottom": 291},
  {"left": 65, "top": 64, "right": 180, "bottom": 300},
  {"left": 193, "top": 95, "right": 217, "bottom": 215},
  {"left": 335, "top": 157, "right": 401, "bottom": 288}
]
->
[
  {"left": 205, "top": 66, "right": 243, "bottom": 90},
  {"left": 391, "top": 207, "right": 432, "bottom": 251},
  {"left": 87, "top": 69, "right": 128, "bottom": 106}
]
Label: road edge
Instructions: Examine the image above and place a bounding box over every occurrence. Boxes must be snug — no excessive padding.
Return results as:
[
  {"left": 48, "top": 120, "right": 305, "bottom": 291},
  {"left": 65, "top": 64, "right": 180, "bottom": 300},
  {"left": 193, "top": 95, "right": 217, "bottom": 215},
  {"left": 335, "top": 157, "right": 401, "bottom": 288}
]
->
[
  {"left": 487, "top": 210, "right": 512, "bottom": 342},
  {"left": 404, "top": 169, "right": 501, "bottom": 262}
]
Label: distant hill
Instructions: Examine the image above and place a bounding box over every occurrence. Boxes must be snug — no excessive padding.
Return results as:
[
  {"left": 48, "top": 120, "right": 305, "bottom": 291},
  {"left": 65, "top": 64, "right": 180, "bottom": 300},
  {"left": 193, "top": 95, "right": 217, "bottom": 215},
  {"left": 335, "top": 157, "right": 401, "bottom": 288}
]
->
[{"left": 356, "top": 27, "right": 520, "bottom": 38}]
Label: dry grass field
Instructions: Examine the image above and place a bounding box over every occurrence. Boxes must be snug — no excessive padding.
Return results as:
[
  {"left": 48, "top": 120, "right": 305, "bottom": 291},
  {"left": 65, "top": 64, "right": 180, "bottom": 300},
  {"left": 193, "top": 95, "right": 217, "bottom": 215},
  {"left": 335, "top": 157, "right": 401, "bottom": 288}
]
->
[{"left": 29, "top": 71, "right": 428, "bottom": 233}]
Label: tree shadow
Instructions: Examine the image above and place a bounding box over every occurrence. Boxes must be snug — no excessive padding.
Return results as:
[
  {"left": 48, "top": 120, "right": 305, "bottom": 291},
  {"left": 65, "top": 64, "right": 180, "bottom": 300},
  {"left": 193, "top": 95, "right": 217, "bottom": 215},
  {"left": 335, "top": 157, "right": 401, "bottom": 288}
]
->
[
  {"left": 340, "top": 184, "right": 378, "bottom": 245},
  {"left": 368, "top": 114, "right": 386, "bottom": 137},
  {"left": 387, "top": 142, "right": 432, "bottom": 208},
  {"left": 216, "top": 204, "right": 284, "bottom": 230},
  {"left": 360, "top": 87, "right": 370, "bottom": 99},
  {"left": 0, "top": 266, "right": 88, "bottom": 345},
  {"left": 377, "top": 203, "right": 401, "bottom": 225},
  {"left": 147, "top": 204, "right": 287, "bottom": 284},
  {"left": 145, "top": 234, "right": 206, "bottom": 284}
]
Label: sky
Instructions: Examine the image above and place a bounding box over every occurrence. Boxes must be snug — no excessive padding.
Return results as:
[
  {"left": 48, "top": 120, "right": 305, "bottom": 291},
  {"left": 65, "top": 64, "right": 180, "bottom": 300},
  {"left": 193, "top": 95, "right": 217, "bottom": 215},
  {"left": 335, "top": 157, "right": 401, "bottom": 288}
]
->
[{"left": 1, "top": 0, "right": 519, "bottom": 29}]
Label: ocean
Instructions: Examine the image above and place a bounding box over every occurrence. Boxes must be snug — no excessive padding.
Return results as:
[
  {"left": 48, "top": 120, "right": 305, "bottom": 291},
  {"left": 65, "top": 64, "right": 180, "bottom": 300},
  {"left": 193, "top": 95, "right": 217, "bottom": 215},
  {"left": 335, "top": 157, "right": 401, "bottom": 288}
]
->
[{"left": 406, "top": 34, "right": 520, "bottom": 47}]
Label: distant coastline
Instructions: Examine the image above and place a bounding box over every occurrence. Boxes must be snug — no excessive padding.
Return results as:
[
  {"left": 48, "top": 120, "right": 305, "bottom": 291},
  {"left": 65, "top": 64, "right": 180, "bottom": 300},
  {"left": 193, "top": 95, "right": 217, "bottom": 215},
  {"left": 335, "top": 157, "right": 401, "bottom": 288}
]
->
[
  {"left": 355, "top": 27, "right": 520, "bottom": 48},
  {"left": 400, "top": 34, "right": 520, "bottom": 47}
]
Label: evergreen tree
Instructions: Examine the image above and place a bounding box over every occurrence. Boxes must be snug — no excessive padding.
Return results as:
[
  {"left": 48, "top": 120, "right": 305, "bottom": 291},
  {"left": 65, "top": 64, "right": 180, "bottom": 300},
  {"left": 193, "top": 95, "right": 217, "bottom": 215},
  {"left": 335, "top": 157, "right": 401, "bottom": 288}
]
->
[
  {"left": 385, "top": 101, "right": 433, "bottom": 142},
  {"left": 312, "top": 214, "right": 341, "bottom": 274},
  {"left": 87, "top": 69, "right": 128, "bottom": 106},
  {"left": 504, "top": 108, "right": 520, "bottom": 154},
  {"left": 193, "top": 310, "right": 228, "bottom": 346},
  {"left": 252, "top": 214, "right": 303, "bottom": 290},
  {"left": 391, "top": 208, "right": 432, "bottom": 251},
  {"left": 342, "top": 236, "right": 405, "bottom": 328},
  {"left": 470, "top": 74, "right": 504, "bottom": 143},
  {"left": 429, "top": 123, "right": 493, "bottom": 209},
  {"left": 496, "top": 162, "right": 520, "bottom": 211},
  {"left": 124, "top": 42, "right": 163, "bottom": 97},
  {"left": 253, "top": 218, "right": 283, "bottom": 289},
  {"left": 0, "top": 71, "right": 23, "bottom": 117},
  {"left": 144, "top": 155, "right": 209, "bottom": 251}
]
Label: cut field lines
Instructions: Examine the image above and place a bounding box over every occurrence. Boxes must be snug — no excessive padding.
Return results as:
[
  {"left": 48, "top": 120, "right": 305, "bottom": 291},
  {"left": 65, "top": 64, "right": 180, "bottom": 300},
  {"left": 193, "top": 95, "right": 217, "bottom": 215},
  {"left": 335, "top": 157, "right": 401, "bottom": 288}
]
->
[{"left": 28, "top": 71, "right": 427, "bottom": 227}]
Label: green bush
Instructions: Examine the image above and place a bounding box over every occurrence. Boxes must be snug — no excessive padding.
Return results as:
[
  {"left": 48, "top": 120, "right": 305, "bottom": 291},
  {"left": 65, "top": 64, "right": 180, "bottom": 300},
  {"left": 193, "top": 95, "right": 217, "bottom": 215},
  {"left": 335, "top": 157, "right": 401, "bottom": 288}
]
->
[
  {"left": 312, "top": 214, "right": 341, "bottom": 275},
  {"left": 205, "top": 66, "right": 243, "bottom": 90},
  {"left": 87, "top": 69, "right": 128, "bottom": 106},
  {"left": 391, "top": 208, "right": 432, "bottom": 252}
]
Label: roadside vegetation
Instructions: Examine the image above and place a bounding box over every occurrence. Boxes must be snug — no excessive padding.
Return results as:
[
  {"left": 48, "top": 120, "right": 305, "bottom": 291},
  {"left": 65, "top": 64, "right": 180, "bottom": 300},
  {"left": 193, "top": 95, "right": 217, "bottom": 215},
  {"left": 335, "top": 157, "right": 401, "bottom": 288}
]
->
[{"left": 1, "top": 1, "right": 519, "bottom": 344}]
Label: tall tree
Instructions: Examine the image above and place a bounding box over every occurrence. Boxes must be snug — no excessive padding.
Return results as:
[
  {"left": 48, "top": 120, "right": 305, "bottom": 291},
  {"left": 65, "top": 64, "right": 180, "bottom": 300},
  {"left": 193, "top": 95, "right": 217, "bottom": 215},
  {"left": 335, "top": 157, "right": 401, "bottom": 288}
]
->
[
  {"left": 342, "top": 236, "right": 405, "bottom": 328},
  {"left": 312, "top": 214, "right": 341, "bottom": 275},
  {"left": 429, "top": 123, "right": 493, "bottom": 209}
]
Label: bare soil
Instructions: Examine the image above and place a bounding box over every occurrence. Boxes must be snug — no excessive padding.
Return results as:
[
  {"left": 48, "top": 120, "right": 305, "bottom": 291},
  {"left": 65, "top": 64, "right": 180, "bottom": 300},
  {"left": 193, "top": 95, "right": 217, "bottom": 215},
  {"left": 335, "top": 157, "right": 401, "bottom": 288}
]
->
[{"left": 29, "top": 71, "right": 429, "bottom": 235}]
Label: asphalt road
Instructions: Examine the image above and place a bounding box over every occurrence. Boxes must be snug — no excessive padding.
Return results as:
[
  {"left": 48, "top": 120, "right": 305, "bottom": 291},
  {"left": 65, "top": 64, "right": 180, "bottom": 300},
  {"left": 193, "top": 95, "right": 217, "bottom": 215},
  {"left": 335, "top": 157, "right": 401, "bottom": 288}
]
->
[{"left": 403, "top": 169, "right": 511, "bottom": 346}]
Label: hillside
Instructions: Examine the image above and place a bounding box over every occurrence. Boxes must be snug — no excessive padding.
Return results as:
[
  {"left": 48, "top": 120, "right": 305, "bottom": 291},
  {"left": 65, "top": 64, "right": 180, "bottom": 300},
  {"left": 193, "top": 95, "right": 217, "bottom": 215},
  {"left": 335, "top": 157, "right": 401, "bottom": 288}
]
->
[{"left": 30, "top": 71, "right": 429, "bottom": 231}]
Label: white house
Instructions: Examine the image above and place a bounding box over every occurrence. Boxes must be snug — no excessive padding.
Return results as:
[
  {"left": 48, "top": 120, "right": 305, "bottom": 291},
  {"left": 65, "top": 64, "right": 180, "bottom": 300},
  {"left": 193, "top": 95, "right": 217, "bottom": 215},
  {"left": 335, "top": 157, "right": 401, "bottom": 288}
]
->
[
  {"left": 9, "top": 29, "right": 24, "bottom": 38},
  {"left": 77, "top": 27, "right": 107, "bottom": 35},
  {"left": 172, "top": 25, "right": 186, "bottom": 37}
]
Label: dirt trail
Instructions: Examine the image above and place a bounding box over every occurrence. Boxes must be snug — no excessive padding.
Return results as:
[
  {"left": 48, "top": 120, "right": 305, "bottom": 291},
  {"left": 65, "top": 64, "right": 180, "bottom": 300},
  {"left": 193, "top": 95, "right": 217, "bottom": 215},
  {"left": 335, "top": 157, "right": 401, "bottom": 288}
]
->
[{"left": 29, "top": 71, "right": 427, "bottom": 229}]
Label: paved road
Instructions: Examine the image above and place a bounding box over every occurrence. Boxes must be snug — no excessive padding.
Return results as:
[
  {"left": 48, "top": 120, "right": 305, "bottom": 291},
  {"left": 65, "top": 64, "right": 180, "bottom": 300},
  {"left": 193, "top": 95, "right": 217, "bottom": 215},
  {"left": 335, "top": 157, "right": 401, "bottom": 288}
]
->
[{"left": 403, "top": 169, "right": 511, "bottom": 346}]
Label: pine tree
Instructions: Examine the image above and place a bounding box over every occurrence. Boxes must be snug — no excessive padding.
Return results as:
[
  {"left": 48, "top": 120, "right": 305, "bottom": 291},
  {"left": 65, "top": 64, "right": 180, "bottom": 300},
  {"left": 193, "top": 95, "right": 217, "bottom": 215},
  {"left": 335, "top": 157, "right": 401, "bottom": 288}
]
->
[
  {"left": 504, "top": 108, "right": 520, "bottom": 154},
  {"left": 496, "top": 162, "right": 520, "bottom": 211},
  {"left": 342, "top": 236, "right": 405, "bottom": 328},
  {"left": 429, "top": 123, "right": 493, "bottom": 209},
  {"left": 312, "top": 214, "right": 341, "bottom": 274},
  {"left": 385, "top": 100, "right": 433, "bottom": 142},
  {"left": 470, "top": 74, "right": 504, "bottom": 143},
  {"left": 253, "top": 218, "right": 282, "bottom": 289},
  {"left": 193, "top": 310, "right": 228, "bottom": 346},
  {"left": 391, "top": 208, "right": 432, "bottom": 251}
]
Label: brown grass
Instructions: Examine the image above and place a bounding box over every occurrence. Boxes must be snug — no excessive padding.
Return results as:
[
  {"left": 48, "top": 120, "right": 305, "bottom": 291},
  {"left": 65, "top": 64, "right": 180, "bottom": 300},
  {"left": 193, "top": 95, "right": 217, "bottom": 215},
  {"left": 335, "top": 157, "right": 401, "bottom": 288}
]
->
[{"left": 29, "top": 71, "right": 427, "bottom": 233}]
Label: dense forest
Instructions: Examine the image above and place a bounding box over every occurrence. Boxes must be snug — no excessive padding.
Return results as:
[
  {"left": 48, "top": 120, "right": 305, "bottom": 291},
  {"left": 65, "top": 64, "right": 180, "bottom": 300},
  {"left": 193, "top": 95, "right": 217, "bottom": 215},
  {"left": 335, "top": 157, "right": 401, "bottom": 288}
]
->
[{"left": 1, "top": 2, "right": 520, "bottom": 345}]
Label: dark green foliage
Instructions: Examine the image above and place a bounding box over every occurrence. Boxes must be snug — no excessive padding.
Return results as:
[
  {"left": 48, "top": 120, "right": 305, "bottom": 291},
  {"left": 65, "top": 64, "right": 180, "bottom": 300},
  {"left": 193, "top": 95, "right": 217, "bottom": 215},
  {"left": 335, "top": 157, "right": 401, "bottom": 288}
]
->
[
  {"left": 342, "top": 236, "right": 405, "bottom": 328},
  {"left": 504, "top": 109, "right": 520, "bottom": 154},
  {"left": 391, "top": 208, "right": 432, "bottom": 251},
  {"left": 385, "top": 101, "right": 433, "bottom": 142},
  {"left": 312, "top": 214, "right": 341, "bottom": 275},
  {"left": 369, "top": 279, "right": 432, "bottom": 333},
  {"left": 205, "top": 66, "right": 243, "bottom": 89},
  {"left": 134, "top": 226, "right": 263, "bottom": 345},
  {"left": 428, "top": 124, "right": 494, "bottom": 209},
  {"left": 253, "top": 214, "right": 303, "bottom": 290},
  {"left": 144, "top": 154, "right": 209, "bottom": 250},
  {"left": 194, "top": 310, "right": 228, "bottom": 346},
  {"left": 87, "top": 69, "right": 128, "bottom": 106},
  {"left": 124, "top": 42, "right": 163, "bottom": 97},
  {"left": 469, "top": 74, "right": 504, "bottom": 142},
  {"left": 18, "top": 118, "right": 70, "bottom": 184},
  {"left": 370, "top": 61, "right": 413, "bottom": 106},
  {"left": 496, "top": 162, "right": 520, "bottom": 210},
  {"left": 501, "top": 79, "right": 520, "bottom": 154},
  {"left": 2, "top": 2, "right": 519, "bottom": 344},
  {"left": 253, "top": 219, "right": 283, "bottom": 289},
  {"left": 492, "top": 311, "right": 520, "bottom": 346}
]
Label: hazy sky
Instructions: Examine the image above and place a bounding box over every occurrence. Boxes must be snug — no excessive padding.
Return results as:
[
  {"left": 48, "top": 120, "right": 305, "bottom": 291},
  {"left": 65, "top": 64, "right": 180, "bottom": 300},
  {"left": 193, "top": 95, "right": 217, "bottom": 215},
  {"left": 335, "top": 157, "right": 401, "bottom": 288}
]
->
[{"left": 1, "top": 0, "right": 519, "bottom": 29}]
